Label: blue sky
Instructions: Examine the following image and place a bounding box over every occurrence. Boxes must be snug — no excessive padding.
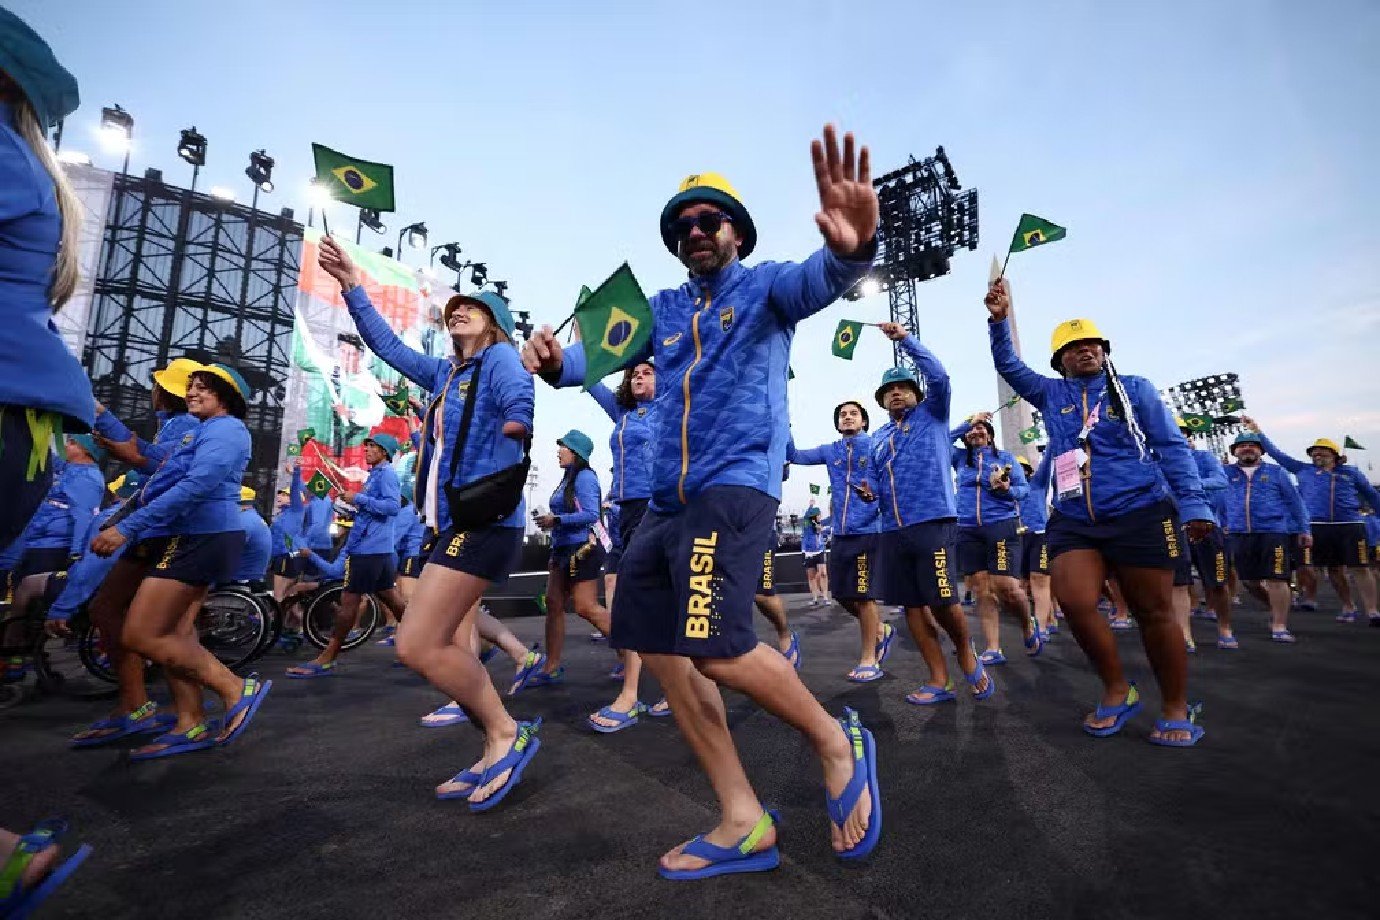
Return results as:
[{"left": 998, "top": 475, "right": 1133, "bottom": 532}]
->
[{"left": 17, "top": 0, "right": 1380, "bottom": 507}]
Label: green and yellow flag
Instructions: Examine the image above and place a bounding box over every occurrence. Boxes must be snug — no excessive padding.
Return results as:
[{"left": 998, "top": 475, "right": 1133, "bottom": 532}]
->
[
  {"left": 286, "top": 443, "right": 301, "bottom": 456},
  {"left": 809, "top": 484, "right": 821, "bottom": 495},
  {"left": 1009, "top": 213, "right": 1067, "bottom": 253},
  {"left": 296, "top": 427, "right": 316, "bottom": 446},
  {"left": 312, "top": 143, "right": 396, "bottom": 212},
  {"left": 305, "top": 470, "right": 333, "bottom": 498},
  {"left": 1221, "top": 397, "right": 1244, "bottom": 414},
  {"left": 1181, "top": 413, "right": 1213, "bottom": 432},
  {"left": 383, "top": 386, "right": 410, "bottom": 417},
  {"left": 832, "top": 320, "right": 864, "bottom": 359},
  {"left": 1344, "top": 435, "right": 1365, "bottom": 450},
  {"left": 1018, "top": 425, "right": 1042, "bottom": 444},
  {"left": 574, "top": 263, "right": 653, "bottom": 390}
]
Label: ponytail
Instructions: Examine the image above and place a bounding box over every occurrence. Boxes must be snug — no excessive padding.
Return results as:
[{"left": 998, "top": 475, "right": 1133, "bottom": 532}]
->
[
  {"left": 14, "top": 99, "right": 82, "bottom": 308},
  {"left": 1103, "top": 359, "right": 1149, "bottom": 461}
]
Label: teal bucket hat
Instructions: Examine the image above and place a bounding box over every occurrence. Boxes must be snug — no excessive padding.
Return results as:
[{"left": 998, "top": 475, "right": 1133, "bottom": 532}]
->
[
  {"left": 69, "top": 433, "right": 106, "bottom": 462},
  {"left": 558, "top": 429, "right": 595, "bottom": 463},
  {"left": 0, "top": 8, "right": 80, "bottom": 129},
  {"left": 874, "top": 366, "right": 922, "bottom": 408},
  {"left": 364, "top": 433, "right": 400, "bottom": 458},
  {"left": 445, "top": 291, "right": 516, "bottom": 338},
  {"left": 1230, "top": 431, "right": 1264, "bottom": 454}
]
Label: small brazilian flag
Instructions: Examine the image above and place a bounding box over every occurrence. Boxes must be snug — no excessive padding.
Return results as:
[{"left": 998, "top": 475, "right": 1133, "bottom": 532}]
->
[
  {"left": 1008, "top": 213, "right": 1067, "bottom": 253},
  {"left": 788, "top": 366, "right": 796, "bottom": 381},
  {"left": 297, "top": 427, "right": 316, "bottom": 446},
  {"left": 1019, "top": 425, "right": 1042, "bottom": 444},
  {"left": 383, "top": 386, "right": 410, "bottom": 416},
  {"left": 286, "top": 443, "right": 301, "bottom": 456},
  {"left": 832, "top": 320, "right": 863, "bottom": 360},
  {"left": 1221, "top": 397, "right": 1244, "bottom": 414},
  {"left": 574, "top": 263, "right": 652, "bottom": 390},
  {"left": 1344, "top": 436, "right": 1365, "bottom": 450},
  {"left": 305, "top": 470, "right": 333, "bottom": 498},
  {"left": 1181, "top": 413, "right": 1213, "bottom": 432},
  {"left": 809, "top": 484, "right": 821, "bottom": 495},
  {"left": 312, "top": 143, "right": 396, "bottom": 212}
]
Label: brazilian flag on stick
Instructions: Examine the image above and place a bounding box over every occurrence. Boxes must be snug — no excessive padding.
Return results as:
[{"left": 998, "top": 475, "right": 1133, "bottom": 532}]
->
[
  {"left": 809, "top": 484, "right": 821, "bottom": 495},
  {"left": 1019, "top": 425, "right": 1042, "bottom": 445},
  {"left": 1181, "top": 413, "right": 1213, "bottom": 433},
  {"left": 572, "top": 264, "right": 653, "bottom": 390},
  {"left": 383, "top": 386, "right": 410, "bottom": 417},
  {"left": 297, "top": 428, "right": 316, "bottom": 446},
  {"left": 832, "top": 320, "right": 864, "bottom": 360},
  {"left": 1009, "top": 214, "right": 1067, "bottom": 253},
  {"left": 312, "top": 143, "right": 396, "bottom": 212},
  {"left": 1345, "top": 436, "right": 1365, "bottom": 450},
  {"left": 304, "top": 470, "right": 333, "bottom": 498}
]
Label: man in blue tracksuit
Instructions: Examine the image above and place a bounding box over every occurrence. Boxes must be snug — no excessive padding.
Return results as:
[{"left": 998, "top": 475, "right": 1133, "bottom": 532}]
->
[
  {"left": 949, "top": 414, "right": 1039, "bottom": 664},
  {"left": 300, "top": 470, "right": 337, "bottom": 561},
  {"left": 788, "top": 399, "right": 891, "bottom": 682},
  {"left": 524, "top": 130, "right": 883, "bottom": 873},
  {"left": 1172, "top": 420, "right": 1232, "bottom": 651},
  {"left": 287, "top": 433, "right": 405, "bottom": 677},
  {"left": 870, "top": 324, "right": 995, "bottom": 707},
  {"left": 14, "top": 434, "right": 105, "bottom": 583},
  {"left": 1244, "top": 418, "right": 1380, "bottom": 623},
  {"left": 1220, "top": 432, "right": 1311, "bottom": 641},
  {"left": 232, "top": 487, "right": 271, "bottom": 586},
  {"left": 269, "top": 462, "right": 307, "bottom": 600}
]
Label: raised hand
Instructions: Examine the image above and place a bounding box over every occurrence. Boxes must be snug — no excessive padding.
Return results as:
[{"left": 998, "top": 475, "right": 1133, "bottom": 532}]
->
[
  {"left": 318, "top": 236, "right": 361, "bottom": 292},
  {"left": 811, "top": 124, "right": 878, "bottom": 257},
  {"left": 984, "top": 279, "right": 1011, "bottom": 322},
  {"left": 520, "top": 325, "right": 565, "bottom": 378},
  {"left": 877, "top": 321, "right": 908, "bottom": 341},
  {"left": 1240, "top": 414, "right": 1259, "bottom": 433}
]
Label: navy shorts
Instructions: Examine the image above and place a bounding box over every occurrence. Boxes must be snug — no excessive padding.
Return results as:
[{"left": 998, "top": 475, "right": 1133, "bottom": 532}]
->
[
  {"left": 604, "top": 546, "right": 622, "bottom": 575},
  {"left": 1228, "top": 532, "right": 1291, "bottom": 582},
  {"left": 828, "top": 533, "right": 876, "bottom": 601},
  {"left": 610, "top": 485, "right": 777, "bottom": 658},
  {"left": 878, "top": 519, "right": 960, "bottom": 609},
  {"left": 1021, "top": 531, "right": 1049, "bottom": 576},
  {"left": 957, "top": 518, "right": 1023, "bottom": 578},
  {"left": 18, "top": 547, "right": 71, "bottom": 578},
  {"left": 1189, "top": 526, "right": 1230, "bottom": 588},
  {"left": 1310, "top": 522, "right": 1368, "bottom": 568},
  {"left": 426, "top": 525, "right": 523, "bottom": 584},
  {"left": 756, "top": 545, "right": 777, "bottom": 596},
  {"left": 804, "top": 552, "right": 825, "bottom": 571},
  {"left": 0, "top": 406, "right": 55, "bottom": 549},
  {"left": 271, "top": 554, "right": 303, "bottom": 578},
  {"left": 1047, "top": 500, "right": 1184, "bottom": 571},
  {"left": 551, "top": 541, "right": 606, "bottom": 584},
  {"left": 343, "top": 552, "right": 396, "bottom": 595},
  {"left": 618, "top": 498, "right": 649, "bottom": 549},
  {"left": 132, "top": 531, "right": 245, "bottom": 587},
  {"left": 399, "top": 555, "right": 426, "bottom": 577}
]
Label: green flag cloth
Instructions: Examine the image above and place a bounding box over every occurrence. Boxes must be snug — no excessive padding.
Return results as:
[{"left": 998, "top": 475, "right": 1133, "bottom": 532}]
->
[
  {"left": 305, "top": 470, "right": 333, "bottom": 498},
  {"left": 1181, "top": 413, "right": 1213, "bottom": 432},
  {"left": 535, "top": 593, "right": 547, "bottom": 614},
  {"left": 383, "top": 386, "right": 410, "bottom": 416},
  {"left": 297, "top": 428, "right": 316, "bottom": 446},
  {"left": 832, "top": 320, "right": 863, "bottom": 359},
  {"left": 574, "top": 263, "right": 653, "bottom": 390},
  {"left": 788, "top": 366, "right": 796, "bottom": 381},
  {"left": 286, "top": 443, "right": 301, "bottom": 456},
  {"left": 1221, "top": 397, "right": 1244, "bottom": 413},
  {"left": 809, "top": 484, "right": 821, "bottom": 495},
  {"left": 1019, "top": 425, "right": 1042, "bottom": 444},
  {"left": 312, "top": 143, "right": 396, "bottom": 212},
  {"left": 575, "top": 285, "right": 593, "bottom": 308},
  {"left": 1344, "top": 436, "right": 1365, "bottom": 450},
  {"left": 1008, "top": 214, "right": 1067, "bottom": 253},
  {"left": 997, "top": 393, "right": 1021, "bottom": 410}
]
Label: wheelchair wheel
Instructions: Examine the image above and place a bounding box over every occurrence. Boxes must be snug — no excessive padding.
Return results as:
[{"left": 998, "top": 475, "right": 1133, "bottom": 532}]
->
[
  {"left": 75, "top": 619, "right": 118, "bottom": 685},
  {"left": 250, "top": 592, "right": 284, "bottom": 659},
  {"left": 302, "top": 584, "right": 380, "bottom": 651},
  {"left": 199, "top": 586, "right": 271, "bottom": 672},
  {"left": 33, "top": 632, "right": 119, "bottom": 700}
]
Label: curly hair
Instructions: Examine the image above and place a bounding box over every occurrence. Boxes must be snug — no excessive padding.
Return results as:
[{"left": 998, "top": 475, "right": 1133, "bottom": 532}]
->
[
  {"left": 188, "top": 370, "right": 247, "bottom": 419},
  {"left": 613, "top": 361, "right": 655, "bottom": 411}
]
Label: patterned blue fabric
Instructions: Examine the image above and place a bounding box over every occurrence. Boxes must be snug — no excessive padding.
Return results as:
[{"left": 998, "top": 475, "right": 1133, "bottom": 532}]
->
[
  {"left": 233, "top": 507, "right": 272, "bottom": 582},
  {"left": 20, "top": 459, "right": 103, "bottom": 554},
  {"left": 1019, "top": 452, "right": 1053, "bottom": 533},
  {"left": 1222, "top": 462, "right": 1309, "bottom": 534},
  {"left": 1192, "top": 448, "right": 1229, "bottom": 527},
  {"left": 1256, "top": 433, "right": 1380, "bottom": 524},
  {"left": 951, "top": 444, "right": 1028, "bottom": 528},
  {"left": 93, "top": 410, "right": 199, "bottom": 475},
  {"left": 588, "top": 383, "right": 655, "bottom": 502},
  {"left": 549, "top": 467, "right": 601, "bottom": 548},
  {"left": 871, "top": 335, "right": 958, "bottom": 531},
  {"left": 348, "top": 461, "right": 401, "bottom": 555},
  {"left": 116, "top": 415, "right": 250, "bottom": 541},
  {"left": 788, "top": 432, "right": 880, "bottom": 535}
]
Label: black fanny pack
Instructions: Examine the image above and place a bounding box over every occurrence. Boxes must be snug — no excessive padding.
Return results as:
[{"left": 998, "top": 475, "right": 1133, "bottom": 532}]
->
[{"left": 436, "top": 352, "right": 530, "bottom": 531}]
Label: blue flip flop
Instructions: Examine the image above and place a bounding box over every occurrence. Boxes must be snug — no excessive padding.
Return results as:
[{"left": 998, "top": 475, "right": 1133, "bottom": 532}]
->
[
  {"left": 1083, "top": 683, "right": 1141, "bottom": 737},
  {"left": 218, "top": 674, "right": 272, "bottom": 746},
  {"left": 420, "top": 703, "right": 469, "bottom": 727},
  {"left": 1046, "top": 623, "right": 1059, "bottom": 636},
  {"left": 479, "top": 646, "right": 500, "bottom": 665},
  {"left": 847, "top": 664, "right": 884, "bottom": 683},
  {"left": 978, "top": 649, "right": 1006, "bottom": 666},
  {"left": 285, "top": 661, "right": 336, "bottom": 679},
  {"left": 0, "top": 820, "right": 92, "bottom": 920},
  {"left": 829, "top": 708, "right": 882, "bottom": 861},
  {"left": 508, "top": 645, "right": 545, "bottom": 696},
  {"left": 657, "top": 811, "right": 780, "bottom": 880},
  {"left": 525, "top": 666, "right": 565, "bottom": 688},
  {"left": 468, "top": 719, "right": 542, "bottom": 813},
  {"left": 874, "top": 624, "right": 896, "bottom": 665},
  {"left": 1109, "top": 619, "right": 1135, "bottom": 631},
  {"left": 782, "top": 632, "right": 802, "bottom": 671},
  {"left": 1024, "top": 627, "right": 1044, "bottom": 657},
  {"left": 963, "top": 653, "right": 995, "bottom": 701},
  {"left": 1149, "top": 703, "right": 1205, "bottom": 748},
  {"left": 905, "top": 682, "right": 955, "bottom": 705},
  {"left": 436, "top": 767, "right": 483, "bottom": 800},
  {"left": 1217, "top": 635, "right": 1240, "bottom": 650},
  {"left": 588, "top": 703, "right": 642, "bottom": 734},
  {"left": 70, "top": 705, "right": 175, "bottom": 748},
  {"left": 129, "top": 722, "right": 219, "bottom": 761},
  {"left": 646, "top": 698, "right": 672, "bottom": 718}
]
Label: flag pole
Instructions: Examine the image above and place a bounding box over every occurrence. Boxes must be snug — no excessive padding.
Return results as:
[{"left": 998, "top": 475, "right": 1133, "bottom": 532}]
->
[
  {"left": 552, "top": 311, "right": 576, "bottom": 338},
  {"left": 998, "top": 249, "right": 1012, "bottom": 281}
]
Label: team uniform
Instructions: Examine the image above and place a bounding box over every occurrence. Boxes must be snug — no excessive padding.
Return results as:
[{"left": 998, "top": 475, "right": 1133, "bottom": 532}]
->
[
  {"left": 14, "top": 457, "right": 103, "bottom": 578},
  {"left": 1019, "top": 453, "right": 1053, "bottom": 576},
  {"left": 950, "top": 439, "right": 1028, "bottom": 579},
  {"left": 394, "top": 503, "right": 426, "bottom": 577},
  {"left": 270, "top": 467, "right": 307, "bottom": 578},
  {"left": 231, "top": 506, "right": 272, "bottom": 586},
  {"left": 756, "top": 523, "right": 780, "bottom": 597},
  {"left": 587, "top": 383, "right": 656, "bottom": 564},
  {"left": 1256, "top": 434, "right": 1380, "bottom": 569},
  {"left": 548, "top": 467, "right": 606, "bottom": 584},
  {"left": 1173, "top": 448, "right": 1230, "bottom": 589},
  {"left": 1222, "top": 461, "right": 1309, "bottom": 582},
  {"left": 47, "top": 506, "right": 126, "bottom": 621}
]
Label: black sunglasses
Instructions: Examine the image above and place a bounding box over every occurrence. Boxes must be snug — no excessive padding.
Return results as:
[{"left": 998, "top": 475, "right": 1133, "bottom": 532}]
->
[{"left": 669, "top": 210, "right": 732, "bottom": 239}]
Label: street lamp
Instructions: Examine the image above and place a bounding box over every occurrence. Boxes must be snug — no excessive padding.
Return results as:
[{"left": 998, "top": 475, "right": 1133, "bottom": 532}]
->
[
  {"left": 98, "top": 104, "right": 133, "bottom": 174},
  {"left": 396, "top": 222, "right": 428, "bottom": 262},
  {"left": 245, "top": 149, "right": 274, "bottom": 193},
  {"left": 177, "top": 127, "right": 207, "bottom": 191}
]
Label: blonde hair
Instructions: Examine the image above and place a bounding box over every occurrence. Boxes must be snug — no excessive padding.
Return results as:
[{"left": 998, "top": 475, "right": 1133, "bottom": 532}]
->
[{"left": 14, "top": 98, "right": 83, "bottom": 308}]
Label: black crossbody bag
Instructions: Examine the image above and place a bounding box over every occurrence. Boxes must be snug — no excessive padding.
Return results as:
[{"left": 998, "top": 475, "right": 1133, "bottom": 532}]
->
[{"left": 440, "top": 353, "right": 531, "bottom": 531}]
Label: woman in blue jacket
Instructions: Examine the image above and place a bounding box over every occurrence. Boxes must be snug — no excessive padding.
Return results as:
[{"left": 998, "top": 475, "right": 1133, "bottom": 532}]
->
[
  {"left": 986, "top": 283, "right": 1214, "bottom": 747},
  {"left": 0, "top": 18, "right": 94, "bottom": 548},
  {"left": 90, "top": 364, "right": 271, "bottom": 759},
  {"left": 92, "top": 357, "right": 201, "bottom": 476},
  {"left": 319, "top": 236, "right": 540, "bottom": 811}
]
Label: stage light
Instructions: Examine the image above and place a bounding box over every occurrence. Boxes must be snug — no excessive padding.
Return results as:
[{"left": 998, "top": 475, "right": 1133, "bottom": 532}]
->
[
  {"left": 177, "top": 127, "right": 207, "bottom": 166},
  {"left": 861, "top": 279, "right": 881, "bottom": 298},
  {"left": 432, "top": 242, "right": 463, "bottom": 272},
  {"left": 306, "top": 181, "right": 333, "bottom": 210},
  {"left": 470, "top": 263, "right": 488, "bottom": 287},
  {"left": 98, "top": 104, "right": 133, "bottom": 153},
  {"left": 398, "top": 221, "right": 428, "bottom": 257},
  {"left": 56, "top": 150, "right": 91, "bottom": 166},
  {"left": 245, "top": 149, "right": 274, "bottom": 193},
  {"left": 209, "top": 186, "right": 235, "bottom": 201},
  {"left": 360, "top": 209, "right": 386, "bottom": 234}
]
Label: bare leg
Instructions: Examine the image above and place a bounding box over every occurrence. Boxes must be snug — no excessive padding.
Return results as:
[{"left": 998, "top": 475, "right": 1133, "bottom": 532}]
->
[
  {"left": 295, "top": 590, "right": 363, "bottom": 669},
  {"left": 1107, "top": 577, "right": 1131, "bottom": 626},
  {"left": 542, "top": 567, "right": 567, "bottom": 673},
  {"left": 1297, "top": 565, "right": 1318, "bottom": 604},
  {"left": 753, "top": 593, "right": 792, "bottom": 652},
  {"left": 76, "top": 559, "right": 155, "bottom": 740},
  {"left": 992, "top": 574, "right": 1036, "bottom": 646},
  {"left": 1264, "top": 580, "right": 1292, "bottom": 632},
  {"left": 1029, "top": 572, "right": 1054, "bottom": 630},
  {"left": 1116, "top": 564, "right": 1191, "bottom": 741},
  {"left": 840, "top": 598, "right": 880, "bottom": 672},
  {"left": 968, "top": 573, "right": 999, "bottom": 653},
  {"left": 1172, "top": 585, "right": 1193, "bottom": 646},
  {"left": 1051, "top": 549, "right": 1131, "bottom": 728},
  {"left": 929, "top": 603, "right": 988, "bottom": 696},
  {"left": 1328, "top": 566, "right": 1356, "bottom": 611},
  {"left": 1354, "top": 566, "right": 1379, "bottom": 616},
  {"left": 1206, "top": 584, "right": 1233, "bottom": 638},
  {"left": 903, "top": 605, "right": 950, "bottom": 697},
  {"left": 475, "top": 608, "right": 529, "bottom": 663}
]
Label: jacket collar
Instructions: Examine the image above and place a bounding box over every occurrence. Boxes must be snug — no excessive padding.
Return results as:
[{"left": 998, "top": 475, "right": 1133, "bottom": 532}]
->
[{"left": 687, "top": 259, "right": 747, "bottom": 298}]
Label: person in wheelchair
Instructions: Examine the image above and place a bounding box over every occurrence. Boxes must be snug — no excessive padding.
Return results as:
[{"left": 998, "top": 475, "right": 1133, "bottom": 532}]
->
[
  {"left": 231, "top": 486, "right": 272, "bottom": 591},
  {"left": 286, "top": 434, "right": 407, "bottom": 678},
  {"left": 269, "top": 462, "right": 308, "bottom": 602}
]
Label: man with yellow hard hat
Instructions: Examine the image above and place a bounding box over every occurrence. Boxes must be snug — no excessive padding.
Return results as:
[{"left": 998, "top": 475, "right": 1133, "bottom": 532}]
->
[
  {"left": 1243, "top": 417, "right": 1380, "bottom": 624},
  {"left": 524, "top": 125, "right": 882, "bottom": 874}
]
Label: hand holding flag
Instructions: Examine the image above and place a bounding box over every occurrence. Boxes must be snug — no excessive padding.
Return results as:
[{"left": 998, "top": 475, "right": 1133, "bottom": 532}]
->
[{"left": 997, "top": 213, "right": 1067, "bottom": 279}]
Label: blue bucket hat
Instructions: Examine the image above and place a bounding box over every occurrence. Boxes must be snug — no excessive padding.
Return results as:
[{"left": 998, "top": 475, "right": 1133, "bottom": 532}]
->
[
  {"left": 874, "top": 366, "right": 922, "bottom": 408},
  {"left": 0, "top": 8, "right": 80, "bottom": 129},
  {"left": 445, "top": 291, "right": 516, "bottom": 338},
  {"left": 658, "top": 172, "right": 757, "bottom": 260},
  {"left": 68, "top": 432, "right": 106, "bottom": 462},
  {"left": 1230, "top": 431, "right": 1264, "bottom": 454},
  {"left": 558, "top": 429, "right": 595, "bottom": 463},
  {"left": 364, "top": 432, "right": 400, "bottom": 459}
]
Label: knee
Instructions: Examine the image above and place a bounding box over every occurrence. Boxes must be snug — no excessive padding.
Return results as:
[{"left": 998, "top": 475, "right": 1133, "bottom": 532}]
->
[{"left": 394, "top": 629, "right": 431, "bottom": 671}]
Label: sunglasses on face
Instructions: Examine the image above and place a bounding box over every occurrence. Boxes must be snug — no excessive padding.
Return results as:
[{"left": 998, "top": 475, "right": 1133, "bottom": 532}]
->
[{"left": 670, "top": 211, "right": 733, "bottom": 239}]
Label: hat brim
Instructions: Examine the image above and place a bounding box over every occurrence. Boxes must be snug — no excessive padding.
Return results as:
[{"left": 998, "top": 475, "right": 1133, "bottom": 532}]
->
[
  {"left": 660, "top": 188, "right": 757, "bottom": 260},
  {"left": 874, "top": 379, "right": 921, "bottom": 408},
  {"left": 444, "top": 294, "right": 515, "bottom": 338},
  {"left": 557, "top": 438, "right": 592, "bottom": 462},
  {"left": 1050, "top": 339, "right": 1111, "bottom": 372},
  {"left": 1230, "top": 441, "right": 1263, "bottom": 454},
  {"left": 1306, "top": 446, "right": 1339, "bottom": 457},
  {"left": 152, "top": 367, "right": 190, "bottom": 398}
]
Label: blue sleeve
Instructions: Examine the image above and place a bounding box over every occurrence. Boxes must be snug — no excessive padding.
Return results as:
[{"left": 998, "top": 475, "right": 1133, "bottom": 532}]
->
[
  {"left": 1343, "top": 466, "right": 1380, "bottom": 515},
  {"left": 138, "top": 414, "right": 200, "bottom": 475},
  {"left": 48, "top": 552, "right": 122, "bottom": 619},
  {"left": 490, "top": 345, "right": 535, "bottom": 431},
  {"left": 304, "top": 549, "right": 345, "bottom": 581},
  {"left": 92, "top": 410, "right": 133, "bottom": 444},
  {"left": 353, "top": 469, "right": 400, "bottom": 518},
  {"left": 988, "top": 318, "right": 1052, "bottom": 410},
  {"left": 789, "top": 442, "right": 829, "bottom": 466},
  {"left": 410, "top": 430, "right": 422, "bottom": 452},
  {"left": 948, "top": 422, "right": 970, "bottom": 444},
  {"left": 1257, "top": 432, "right": 1305, "bottom": 474},
  {"left": 1135, "top": 380, "right": 1214, "bottom": 524},
  {"left": 554, "top": 334, "right": 653, "bottom": 390},
  {"left": 65, "top": 470, "right": 104, "bottom": 556},
  {"left": 1001, "top": 453, "right": 1030, "bottom": 501},
  {"left": 0, "top": 131, "right": 42, "bottom": 219},
  {"left": 400, "top": 517, "right": 423, "bottom": 557},
  {"left": 344, "top": 285, "right": 446, "bottom": 390},
  {"left": 289, "top": 466, "right": 304, "bottom": 510},
  {"left": 559, "top": 470, "right": 601, "bottom": 527},
  {"left": 765, "top": 248, "right": 875, "bottom": 326},
  {"left": 117, "top": 426, "right": 244, "bottom": 541},
  {"left": 587, "top": 383, "right": 621, "bottom": 423},
  {"left": 1031, "top": 451, "right": 1053, "bottom": 497},
  {"left": 897, "top": 335, "right": 951, "bottom": 420},
  {"left": 1195, "top": 452, "right": 1229, "bottom": 493},
  {"left": 1278, "top": 475, "right": 1310, "bottom": 535}
]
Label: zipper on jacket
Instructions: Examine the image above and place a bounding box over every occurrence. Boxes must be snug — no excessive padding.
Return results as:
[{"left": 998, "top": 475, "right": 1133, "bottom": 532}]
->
[
  {"left": 617, "top": 415, "right": 626, "bottom": 501},
  {"left": 841, "top": 440, "right": 852, "bottom": 532},
  {"left": 1081, "top": 388, "right": 1097, "bottom": 523},
  {"left": 1244, "top": 475, "right": 1252, "bottom": 533},
  {"left": 1329, "top": 473, "right": 1335, "bottom": 522},
  {"left": 677, "top": 292, "right": 709, "bottom": 504},
  {"left": 976, "top": 452, "right": 984, "bottom": 526},
  {"left": 887, "top": 429, "right": 902, "bottom": 527}
]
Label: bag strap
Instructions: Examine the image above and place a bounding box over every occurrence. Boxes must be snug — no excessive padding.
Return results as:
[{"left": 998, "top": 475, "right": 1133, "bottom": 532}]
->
[{"left": 442, "top": 351, "right": 534, "bottom": 490}]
